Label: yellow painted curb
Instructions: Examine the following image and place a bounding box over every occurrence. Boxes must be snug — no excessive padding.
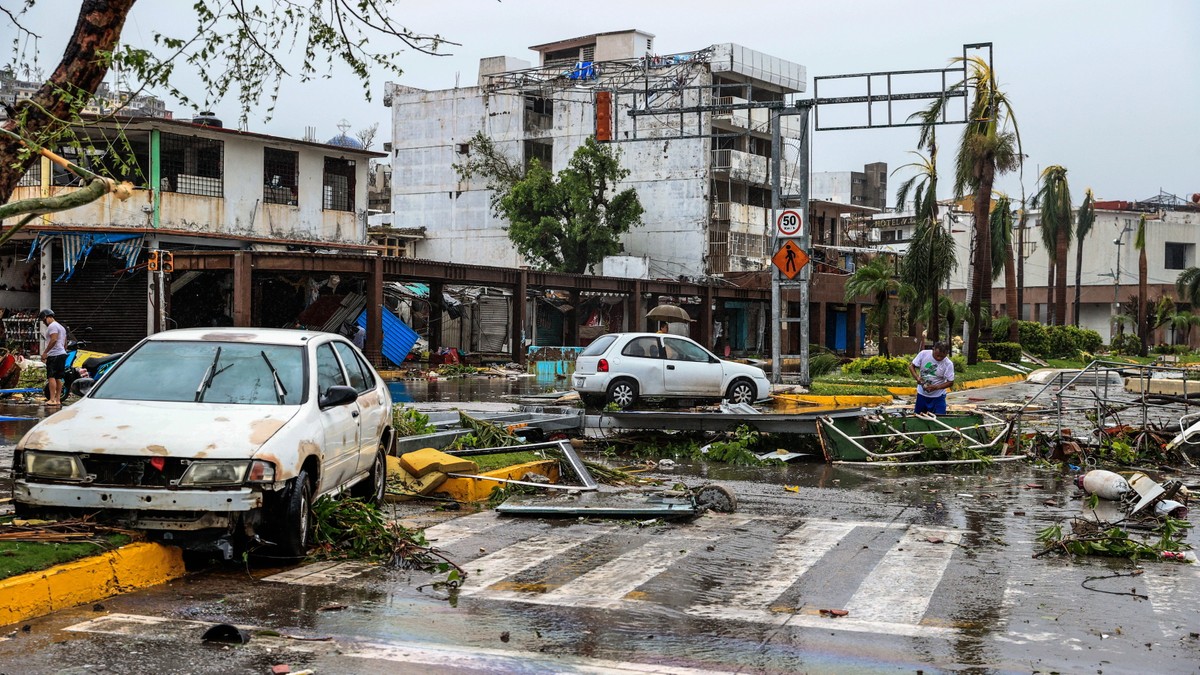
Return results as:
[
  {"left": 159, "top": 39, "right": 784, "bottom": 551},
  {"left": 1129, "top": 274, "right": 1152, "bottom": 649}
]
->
[
  {"left": 887, "top": 386, "right": 918, "bottom": 395},
  {"left": 773, "top": 393, "right": 893, "bottom": 408},
  {"left": 439, "top": 460, "right": 561, "bottom": 503},
  {"left": 958, "top": 373, "right": 1027, "bottom": 390},
  {"left": 0, "top": 542, "right": 185, "bottom": 626}
]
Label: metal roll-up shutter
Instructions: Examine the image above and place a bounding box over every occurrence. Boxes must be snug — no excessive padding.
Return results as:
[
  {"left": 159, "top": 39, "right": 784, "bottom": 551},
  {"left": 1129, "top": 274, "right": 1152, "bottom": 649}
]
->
[
  {"left": 478, "top": 295, "right": 509, "bottom": 353},
  {"left": 49, "top": 243, "right": 149, "bottom": 354}
]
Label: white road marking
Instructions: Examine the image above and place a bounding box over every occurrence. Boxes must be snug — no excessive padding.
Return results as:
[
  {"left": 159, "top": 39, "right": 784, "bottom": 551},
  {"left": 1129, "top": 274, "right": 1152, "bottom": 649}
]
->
[
  {"left": 261, "top": 560, "right": 374, "bottom": 586},
  {"left": 458, "top": 525, "right": 619, "bottom": 596},
  {"left": 843, "top": 525, "right": 961, "bottom": 624},
  {"left": 421, "top": 510, "right": 506, "bottom": 548},
  {"left": 485, "top": 513, "right": 753, "bottom": 609},
  {"left": 687, "top": 519, "right": 858, "bottom": 622}
]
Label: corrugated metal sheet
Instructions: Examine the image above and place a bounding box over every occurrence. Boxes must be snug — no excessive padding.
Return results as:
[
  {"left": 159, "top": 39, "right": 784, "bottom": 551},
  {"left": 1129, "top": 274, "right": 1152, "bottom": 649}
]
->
[
  {"left": 478, "top": 295, "right": 509, "bottom": 353},
  {"left": 48, "top": 243, "right": 148, "bottom": 354},
  {"left": 355, "top": 306, "right": 418, "bottom": 367}
]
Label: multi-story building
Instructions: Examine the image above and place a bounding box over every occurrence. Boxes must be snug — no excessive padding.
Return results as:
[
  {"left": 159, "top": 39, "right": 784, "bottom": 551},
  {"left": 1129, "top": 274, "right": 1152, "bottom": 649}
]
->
[
  {"left": 5, "top": 113, "right": 381, "bottom": 352},
  {"left": 1, "top": 68, "right": 173, "bottom": 120},
  {"left": 811, "top": 162, "right": 888, "bottom": 211},
  {"left": 385, "top": 29, "right": 806, "bottom": 279}
]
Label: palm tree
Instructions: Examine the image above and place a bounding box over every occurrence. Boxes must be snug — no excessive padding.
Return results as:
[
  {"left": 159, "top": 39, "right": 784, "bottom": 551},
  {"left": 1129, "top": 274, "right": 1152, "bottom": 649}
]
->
[
  {"left": 1034, "top": 166, "right": 1073, "bottom": 326},
  {"left": 846, "top": 256, "right": 900, "bottom": 358},
  {"left": 1176, "top": 266, "right": 1200, "bottom": 308},
  {"left": 1073, "top": 189, "right": 1096, "bottom": 326},
  {"left": 1170, "top": 311, "right": 1200, "bottom": 347},
  {"left": 916, "top": 56, "right": 1022, "bottom": 362},
  {"left": 895, "top": 147, "right": 955, "bottom": 343},
  {"left": 990, "top": 194, "right": 1019, "bottom": 341},
  {"left": 1136, "top": 214, "right": 1148, "bottom": 356}
]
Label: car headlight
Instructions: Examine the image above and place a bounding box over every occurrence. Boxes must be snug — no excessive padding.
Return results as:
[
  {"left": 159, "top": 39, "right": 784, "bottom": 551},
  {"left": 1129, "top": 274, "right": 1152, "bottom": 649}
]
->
[
  {"left": 23, "top": 451, "right": 86, "bottom": 481},
  {"left": 179, "top": 460, "right": 250, "bottom": 486}
]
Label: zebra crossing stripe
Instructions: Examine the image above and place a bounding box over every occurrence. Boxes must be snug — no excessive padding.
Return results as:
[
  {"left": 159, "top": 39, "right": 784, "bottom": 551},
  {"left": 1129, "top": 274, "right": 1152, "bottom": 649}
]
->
[
  {"left": 422, "top": 511, "right": 506, "bottom": 548},
  {"left": 485, "top": 513, "right": 754, "bottom": 608},
  {"left": 842, "top": 525, "right": 961, "bottom": 625},
  {"left": 458, "top": 526, "right": 620, "bottom": 596},
  {"left": 687, "top": 520, "right": 858, "bottom": 623}
]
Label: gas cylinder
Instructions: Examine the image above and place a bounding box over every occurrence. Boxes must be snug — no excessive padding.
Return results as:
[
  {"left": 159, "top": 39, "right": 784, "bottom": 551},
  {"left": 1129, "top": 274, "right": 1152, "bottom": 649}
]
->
[
  {"left": 1075, "top": 469, "right": 1131, "bottom": 501},
  {"left": 1153, "top": 500, "right": 1188, "bottom": 519}
]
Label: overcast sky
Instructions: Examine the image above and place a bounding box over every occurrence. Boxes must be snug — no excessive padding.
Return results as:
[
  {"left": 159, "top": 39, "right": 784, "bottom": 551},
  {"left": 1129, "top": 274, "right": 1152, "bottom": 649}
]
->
[{"left": 11, "top": 0, "right": 1199, "bottom": 206}]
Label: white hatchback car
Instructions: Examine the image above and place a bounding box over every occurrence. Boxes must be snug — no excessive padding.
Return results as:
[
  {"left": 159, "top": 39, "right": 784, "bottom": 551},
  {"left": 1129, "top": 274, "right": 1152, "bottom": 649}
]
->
[
  {"left": 572, "top": 332, "right": 771, "bottom": 408},
  {"left": 12, "top": 328, "right": 394, "bottom": 559}
]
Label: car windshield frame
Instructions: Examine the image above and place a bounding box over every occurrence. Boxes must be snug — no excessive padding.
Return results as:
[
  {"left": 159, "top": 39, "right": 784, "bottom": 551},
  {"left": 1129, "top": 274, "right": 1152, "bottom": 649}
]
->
[{"left": 89, "top": 339, "right": 309, "bottom": 405}]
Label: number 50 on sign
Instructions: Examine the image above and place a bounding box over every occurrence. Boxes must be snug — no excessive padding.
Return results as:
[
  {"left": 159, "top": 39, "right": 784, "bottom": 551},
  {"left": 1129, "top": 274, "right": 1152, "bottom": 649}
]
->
[{"left": 777, "top": 209, "right": 803, "bottom": 237}]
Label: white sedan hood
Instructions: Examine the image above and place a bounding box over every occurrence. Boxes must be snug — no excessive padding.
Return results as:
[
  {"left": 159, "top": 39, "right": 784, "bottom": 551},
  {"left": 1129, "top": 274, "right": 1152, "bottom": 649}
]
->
[{"left": 18, "top": 399, "right": 300, "bottom": 460}]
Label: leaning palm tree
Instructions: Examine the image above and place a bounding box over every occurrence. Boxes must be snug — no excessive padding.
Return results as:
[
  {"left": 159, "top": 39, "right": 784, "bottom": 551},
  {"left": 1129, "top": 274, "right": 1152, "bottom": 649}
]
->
[
  {"left": 990, "top": 194, "right": 1019, "bottom": 341},
  {"left": 1176, "top": 266, "right": 1200, "bottom": 308},
  {"left": 846, "top": 256, "right": 900, "bottom": 358},
  {"left": 1073, "top": 189, "right": 1096, "bottom": 326},
  {"left": 1034, "top": 166, "right": 1073, "bottom": 326},
  {"left": 916, "top": 56, "right": 1022, "bottom": 362},
  {"left": 895, "top": 146, "right": 955, "bottom": 343},
  {"left": 1136, "top": 214, "right": 1149, "bottom": 356}
]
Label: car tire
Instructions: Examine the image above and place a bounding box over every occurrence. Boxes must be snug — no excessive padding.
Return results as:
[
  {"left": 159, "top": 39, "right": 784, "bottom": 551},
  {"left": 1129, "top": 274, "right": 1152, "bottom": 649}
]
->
[
  {"left": 274, "top": 469, "right": 313, "bottom": 560},
  {"left": 726, "top": 378, "right": 756, "bottom": 405},
  {"left": 352, "top": 447, "right": 387, "bottom": 504},
  {"left": 605, "top": 378, "right": 639, "bottom": 409}
]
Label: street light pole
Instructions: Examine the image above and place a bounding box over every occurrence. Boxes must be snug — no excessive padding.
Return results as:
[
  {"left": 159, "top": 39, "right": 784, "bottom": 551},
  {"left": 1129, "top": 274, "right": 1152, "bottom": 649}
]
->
[{"left": 1113, "top": 236, "right": 1124, "bottom": 338}]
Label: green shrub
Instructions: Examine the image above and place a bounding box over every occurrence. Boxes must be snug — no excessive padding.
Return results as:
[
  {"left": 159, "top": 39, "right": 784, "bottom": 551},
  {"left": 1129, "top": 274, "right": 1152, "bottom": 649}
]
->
[
  {"left": 809, "top": 351, "right": 845, "bottom": 377},
  {"left": 992, "top": 317, "right": 1011, "bottom": 340},
  {"left": 985, "top": 342, "right": 1023, "bottom": 362},
  {"left": 1112, "top": 333, "right": 1142, "bottom": 355},
  {"left": 1153, "top": 344, "right": 1174, "bottom": 354},
  {"left": 951, "top": 354, "right": 967, "bottom": 373},
  {"left": 1174, "top": 344, "right": 1192, "bottom": 355},
  {"left": 842, "top": 355, "right": 912, "bottom": 377},
  {"left": 977, "top": 347, "right": 992, "bottom": 361},
  {"left": 1017, "top": 321, "right": 1049, "bottom": 356},
  {"left": 1045, "top": 326, "right": 1080, "bottom": 359}
]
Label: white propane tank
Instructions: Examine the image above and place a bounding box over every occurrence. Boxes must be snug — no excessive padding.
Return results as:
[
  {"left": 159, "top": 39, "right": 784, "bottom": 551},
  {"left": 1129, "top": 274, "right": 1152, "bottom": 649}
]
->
[{"left": 1075, "top": 469, "right": 1132, "bottom": 501}]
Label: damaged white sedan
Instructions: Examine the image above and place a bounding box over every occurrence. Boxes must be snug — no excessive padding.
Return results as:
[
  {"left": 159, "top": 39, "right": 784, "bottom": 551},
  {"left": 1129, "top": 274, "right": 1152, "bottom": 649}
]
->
[{"left": 11, "top": 328, "right": 394, "bottom": 559}]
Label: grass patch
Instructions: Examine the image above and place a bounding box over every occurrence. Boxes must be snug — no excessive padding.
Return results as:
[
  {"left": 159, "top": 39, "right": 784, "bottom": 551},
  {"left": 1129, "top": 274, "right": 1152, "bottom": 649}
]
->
[
  {"left": 0, "top": 534, "right": 131, "bottom": 580},
  {"left": 816, "top": 360, "right": 1014, "bottom": 390},
  {"left": 472, "top": 451, "right": 544, "bottom": 473},
  {"left": 806, "top": 382, "right": 891, "bottom": 396}
]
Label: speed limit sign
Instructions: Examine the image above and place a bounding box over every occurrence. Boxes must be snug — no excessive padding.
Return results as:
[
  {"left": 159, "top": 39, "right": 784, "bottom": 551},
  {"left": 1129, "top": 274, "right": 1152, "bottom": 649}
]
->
[{"left": 777, "top": 209, "right": 803, "bottom": 237}]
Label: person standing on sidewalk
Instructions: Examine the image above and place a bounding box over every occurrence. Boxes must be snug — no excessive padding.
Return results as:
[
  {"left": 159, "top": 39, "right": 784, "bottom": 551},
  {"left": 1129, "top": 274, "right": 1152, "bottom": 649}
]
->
[
  {"left": 40, "top": 309, "right": 67, "bottom": 407},
  {"left": 908, "top": 340, "right": 954, "bottom": 415}
]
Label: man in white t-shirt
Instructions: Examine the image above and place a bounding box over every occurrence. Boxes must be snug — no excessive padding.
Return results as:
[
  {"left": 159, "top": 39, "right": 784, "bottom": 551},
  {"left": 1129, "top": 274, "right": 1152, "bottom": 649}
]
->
[
  {"left": 40, "top": 309, "right": 68, "bottom": 407},
  {"left": 908, "top": 340, "right": 955, "bottom": 415}
]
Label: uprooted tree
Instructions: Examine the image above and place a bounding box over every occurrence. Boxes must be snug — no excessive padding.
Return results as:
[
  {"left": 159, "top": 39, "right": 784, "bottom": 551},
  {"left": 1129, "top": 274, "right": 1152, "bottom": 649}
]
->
[
  {"left": 0, "top": 0, "right": 451, "bottom": 227},
  {"left": 455, "top": 133, "right": 644, "bottom": 274}
]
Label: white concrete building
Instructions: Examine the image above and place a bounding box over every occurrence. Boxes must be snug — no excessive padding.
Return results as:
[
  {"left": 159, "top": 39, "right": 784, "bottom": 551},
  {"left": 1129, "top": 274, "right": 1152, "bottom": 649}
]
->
[
  {"left": 811, "top": 162, "right": 889, "bottom": 210},
  {"left": 385, "top": 30, "right": 807, "bottom": 278}
]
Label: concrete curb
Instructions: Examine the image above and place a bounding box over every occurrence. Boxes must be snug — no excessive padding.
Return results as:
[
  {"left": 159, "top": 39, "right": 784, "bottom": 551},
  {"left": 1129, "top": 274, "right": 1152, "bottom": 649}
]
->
[
  {"left": 957, "top": 374, "right": 1028, "bottom": 390},
  {"left": 773, "top": 393, "right": 893, "bottom": 408},
  {"left": 0, "top": 542, "right": 185, "bottom": 626}
]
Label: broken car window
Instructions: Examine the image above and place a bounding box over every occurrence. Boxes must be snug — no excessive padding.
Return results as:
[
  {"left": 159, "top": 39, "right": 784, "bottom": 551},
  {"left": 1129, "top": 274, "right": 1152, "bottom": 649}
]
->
[{"left": 91, "top": 341, "right": 304, "bottom": 405}]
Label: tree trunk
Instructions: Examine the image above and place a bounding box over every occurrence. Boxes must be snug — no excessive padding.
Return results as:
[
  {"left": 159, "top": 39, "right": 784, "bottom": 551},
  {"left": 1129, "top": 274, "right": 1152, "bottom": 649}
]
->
[
  {"left": 1004, "top": 239, "right": 1019, "bottom": 341},
  {"left": 1073, "top": 238, "right": 1085, "bottom": 327},
  {"left": 1046, "top": 262, "right": 1055, "bottom": 325},
  {"left": 0, "top": 0, "right": 138, "bottom": 202},
  {"left": 1055, "top": 229, "right": 1069, "bottom": 325},
  {"left": 929, "top": 283, "right": 940, "bottom": 342},
  {"left": 879, "top": 295, "right": 890, "bottom": 358},
  {"left": 1139, "top": 250, "right": 1148, "bottom": 356},
  {"left": 967, "top": 168, "right": 995, "bottom": 365}
]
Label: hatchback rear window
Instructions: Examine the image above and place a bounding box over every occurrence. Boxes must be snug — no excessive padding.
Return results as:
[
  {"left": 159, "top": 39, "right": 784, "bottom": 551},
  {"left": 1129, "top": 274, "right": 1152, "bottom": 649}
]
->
[{"left": 580, "top": 335, "right": 617, "bottom": 357}]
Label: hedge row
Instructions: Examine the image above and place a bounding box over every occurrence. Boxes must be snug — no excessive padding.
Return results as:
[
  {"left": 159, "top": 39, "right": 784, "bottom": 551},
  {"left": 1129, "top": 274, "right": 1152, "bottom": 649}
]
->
[{"left": 990, "top": 319, "right": 1102, "bottom": 359}]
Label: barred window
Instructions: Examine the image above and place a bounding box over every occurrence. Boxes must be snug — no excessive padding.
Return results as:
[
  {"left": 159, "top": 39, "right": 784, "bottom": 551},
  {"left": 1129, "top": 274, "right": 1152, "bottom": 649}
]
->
[
  {"left": 263, "top": 148, "right": 299, "bottom": 205},
  {"left": 160, "top": 132, "right": 223, "bottom": 196},
  {"left": 17, "top": 161, "right": 41, "bottom": 187},
  {"left": 323, "top": 157, "right": 356, "bottom": 212}
]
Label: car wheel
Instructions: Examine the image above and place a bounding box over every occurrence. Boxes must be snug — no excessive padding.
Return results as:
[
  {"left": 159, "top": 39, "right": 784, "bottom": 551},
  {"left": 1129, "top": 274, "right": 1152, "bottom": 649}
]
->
[
  {"left": 274, "top": 469, "right": 313, "bottom": 560},
  {"left": 605, "top": 379, "right": 639, "bottom": 409},
  {"left": 726, "top": 378, "right": 756, "bottom": 404},
  {"left": 351, "top": 447, "right": 387, "bottom": 504}
]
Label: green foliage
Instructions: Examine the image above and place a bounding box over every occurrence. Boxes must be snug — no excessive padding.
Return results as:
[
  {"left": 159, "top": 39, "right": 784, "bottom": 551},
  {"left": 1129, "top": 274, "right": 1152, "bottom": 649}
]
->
[
  {"left": 842, "top": 355, "right": 912, "bottom": 377},
  {"left": 437, "top": 364, "right": 478, "bottom": 377},
  {"left": 311, "top": 497, "right": 422, "bottom": 561},
  {"left": 393, "top": 407, "right": 436, "bottom": 437},
  {"left": 1037, "top": 517, "right": 1192, "bottom": 559},
  {"left": 976, "top": 347, "right": 991, "bottom": 360},
  {"left": 1017, "top": 321, "right": 1049, "bottom": 356},
  {"left": 702, "top": 425, "right": 765, "bottom": 465},
  {"left": 458, "top": 135, "right": 644, "bottom": 273},
  {"left": 807, "top": 382, "right": 891, "bottom": 396},
  {"left": 446, "top": 412, "right": 523, "bottom": 450},
  {"left": 950, "top": 354, "right": 967, "bottom": 373},
  {"left": 992, "top": 316, "right": 1011, "bottom": 340},
  {"left": 0, "top": 533, "right": 131, "bottom": 580},
  {"left": 808, "top": 350, "right": 846, "bottom": 378},
  {"left": 984, "top": 342, "right": 1023, "bottom": 362},
  {"left": 1112, "top": 333, "right": 1143, "bottom": 356}
]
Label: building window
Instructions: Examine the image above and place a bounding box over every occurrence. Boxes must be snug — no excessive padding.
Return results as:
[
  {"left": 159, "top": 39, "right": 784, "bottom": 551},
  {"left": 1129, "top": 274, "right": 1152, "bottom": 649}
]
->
[
  {"left": 160, "top": 132, "right": 223, "bottom": 196},
  {"left": 524, "top": 139, "right": 552, "bottom": 172},
  {"left": 263, "top": 148, "right": 298, "bottom": 205},
  {"left": 1165, "top": 242, "right": 1194, "bottom": 270},
  {"left": 322, "top": 157, "right": 356, "bottom": 212},
  {"left": 16, "top": 161, "right": 40, "bottom": 187},
  {"left": 525, "top": 96, "right": 553, "bottom": 132}
]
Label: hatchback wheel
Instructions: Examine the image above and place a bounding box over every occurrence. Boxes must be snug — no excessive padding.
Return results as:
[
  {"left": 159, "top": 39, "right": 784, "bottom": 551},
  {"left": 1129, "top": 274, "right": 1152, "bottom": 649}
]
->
[
  {"left": 606, "top": 379, "right": 639, "bottom": 409},
  {"left": 726, "top": 378, "right": 756, "bottom": 404}
]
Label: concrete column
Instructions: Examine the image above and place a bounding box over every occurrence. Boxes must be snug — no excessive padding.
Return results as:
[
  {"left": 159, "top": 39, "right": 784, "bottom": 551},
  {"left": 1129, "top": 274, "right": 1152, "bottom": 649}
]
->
[
  {"left": 847, "top": 303, "right": 860, "bottom": 357},
  {"left": 232, "top": 252, "right": 252, "bottom": 327},
  {"left": 628, "top": 280, "right": 643, "bottom": 332},
  {"left": 512, "top": 268, "right": 527, "bottom": 366},
  {"left": 701, "top": 285, "right": 714, "bottom": 349},
  {"left": 38, "top": 243, "right": 51, "bottom": 353}
]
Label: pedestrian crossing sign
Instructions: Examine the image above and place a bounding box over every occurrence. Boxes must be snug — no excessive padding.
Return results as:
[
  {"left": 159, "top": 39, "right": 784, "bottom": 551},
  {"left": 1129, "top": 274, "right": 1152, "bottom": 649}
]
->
[{"left": 772, "top": 240, "right": 809, "bottom": 279}]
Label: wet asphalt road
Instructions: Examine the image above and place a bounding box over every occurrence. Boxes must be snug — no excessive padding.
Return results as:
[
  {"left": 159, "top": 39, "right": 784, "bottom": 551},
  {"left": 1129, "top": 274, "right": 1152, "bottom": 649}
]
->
[{"left": 2, "top": 381, "right": 1199, "bottom": 673}]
